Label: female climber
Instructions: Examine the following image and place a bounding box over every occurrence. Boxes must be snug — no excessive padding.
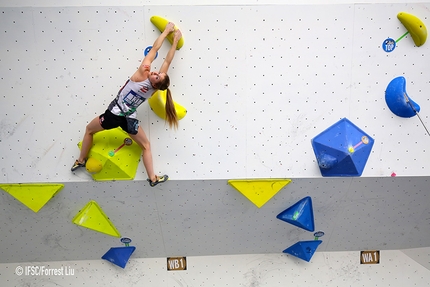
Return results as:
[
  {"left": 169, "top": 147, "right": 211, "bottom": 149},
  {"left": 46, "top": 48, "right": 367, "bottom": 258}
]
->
[{"left": 71, "top": 22, "right": 182, "bottom": 187}]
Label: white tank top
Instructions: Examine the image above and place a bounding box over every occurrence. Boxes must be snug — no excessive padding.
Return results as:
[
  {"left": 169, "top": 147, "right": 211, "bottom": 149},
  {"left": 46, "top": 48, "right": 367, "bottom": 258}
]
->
[{"left": 108, "top": 78, "right": 156, "bottom": 118}]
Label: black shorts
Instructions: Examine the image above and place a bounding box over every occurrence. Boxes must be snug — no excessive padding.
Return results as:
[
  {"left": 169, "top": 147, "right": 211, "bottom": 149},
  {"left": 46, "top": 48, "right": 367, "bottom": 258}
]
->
[{"left": 99, "top": 109, "right": 139, "bottom": 135}]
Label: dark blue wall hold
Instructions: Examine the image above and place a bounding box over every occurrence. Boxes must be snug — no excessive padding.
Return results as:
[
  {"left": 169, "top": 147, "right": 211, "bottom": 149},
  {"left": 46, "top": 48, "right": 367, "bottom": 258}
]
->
[
  {"left": 277, "top": 196, "right": 315, "bottom": 232},
  {"left": 283, "top": 240, "right": 322, "bottom": 262},
  {"left": 385, "top": 76, "right": 420, "bottom": 118},
  {"left": 311, "top": 118, "right": 374, "bottom": 177},
  {"left": 102, "top": 246, "right": 136, "bottom": 268},
  {"left": 144, "top": 46, "right": 158, "bottom": 59}
]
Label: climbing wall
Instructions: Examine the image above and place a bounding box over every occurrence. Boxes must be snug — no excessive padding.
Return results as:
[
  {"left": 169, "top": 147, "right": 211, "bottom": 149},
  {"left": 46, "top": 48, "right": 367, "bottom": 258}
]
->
[
  {"left": 0, "top": 1, "right": 430, "bottom": 286},
  {"left": 0, "top": 4, "right": 429, "bottom": 183},
  {"left": 0, "top": 177, "right": 429, "bottom": 263}
]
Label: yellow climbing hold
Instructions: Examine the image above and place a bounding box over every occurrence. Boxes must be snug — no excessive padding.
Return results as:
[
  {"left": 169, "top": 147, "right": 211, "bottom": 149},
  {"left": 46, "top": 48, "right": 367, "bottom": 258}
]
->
[
  {"left": 86, "top": 157, "right": 103, "bottom": 174},
  {"left": 77, "top": 128, "right": 142, "bottom": 181},
  {"left": 228, "top": 179, "right": 292, "bottom": 208},
  {"left": 150, "top": 15, "right": 184, "bottom": 50},
  {"left": 148, "top": 89, "right": 187, "bottom": 121},
  {"left": 72, "top": 200, "right": 121, "bottom": 238},
  {"left": 0, "top": 183, "right": 64, "bottom": 213},
  {"left": 397, "top": 12, "right": 427, "bottom": 47}
]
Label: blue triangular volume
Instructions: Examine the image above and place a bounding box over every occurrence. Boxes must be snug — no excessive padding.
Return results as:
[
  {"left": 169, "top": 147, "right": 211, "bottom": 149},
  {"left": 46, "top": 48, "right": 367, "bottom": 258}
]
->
[
  {"left": 102, "top": 246, "right": 136, "bottom": 268},
  {"left": 276, "top": 196, "right": 315, "bottom": 232},
  {"left": 283, "top": 240, "right": 322, "bottom": 262},
  {"left": 311, "top": 118, "right": 374, "bottom": 177}
]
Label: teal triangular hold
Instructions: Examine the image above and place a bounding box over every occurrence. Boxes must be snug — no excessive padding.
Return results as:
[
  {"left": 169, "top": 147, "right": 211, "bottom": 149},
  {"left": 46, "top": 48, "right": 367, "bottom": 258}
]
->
[
  {"left": 283, "top": 240, "right": 322, "bottom": 262},
  {"left": 101, "top": 246, "right": 136, "bottom": 268},
  {"left": 276, "top": 196, "right": 315, "bottom": 231}
]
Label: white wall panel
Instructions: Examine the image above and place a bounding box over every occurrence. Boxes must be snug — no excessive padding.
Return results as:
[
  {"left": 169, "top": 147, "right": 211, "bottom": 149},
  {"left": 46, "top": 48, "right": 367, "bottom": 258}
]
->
[
  {"left": 244, "top": 5, "right": 355, "bottom": 177},
  {"left": 0, "top": 7, "right": 149, "bottom": 182},
  {"left": 1, "top": 250, "right": 429, "bottom": 287},
  {"left": 145, "top": 6, "right": 249, "bottom": 180},
  {"left": 1, "top": 0, "right": 430, "bottom": 7},
  {"left": 351, "top": 3, "right": 430, "bottom": 176},
  {"left": 402, "top": 246, "right": 430, "bottom": 270},
  {"left": 1, "top": 4, "right": 430, "bottom": 183}
]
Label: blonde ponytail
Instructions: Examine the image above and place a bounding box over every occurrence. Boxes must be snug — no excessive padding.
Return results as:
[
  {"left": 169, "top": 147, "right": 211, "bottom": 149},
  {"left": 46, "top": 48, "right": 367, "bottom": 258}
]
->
[{"left": 165, "top": 88, "right": 178, "bottom": 129}]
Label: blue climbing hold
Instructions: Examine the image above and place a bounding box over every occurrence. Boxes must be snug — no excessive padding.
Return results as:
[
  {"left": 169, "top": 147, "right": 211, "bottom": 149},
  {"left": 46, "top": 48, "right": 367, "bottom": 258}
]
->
[
  {"left": 102, "top": 246, "right": 136, "bottom": 268},
  {"left": 277, "top": 196, "right": 315, "bottom": 232},
  {"left": 144, "top": 46, "right": 158, "bottom": 59},
  {"left": 311, "top": 118, "right": 374, "bottom": 177},
  {"left": 385, "top": 76, "right": 420, "bottom": 118},
  {"left": 283, "top": 240, "right": 322, "bottom": 262}
]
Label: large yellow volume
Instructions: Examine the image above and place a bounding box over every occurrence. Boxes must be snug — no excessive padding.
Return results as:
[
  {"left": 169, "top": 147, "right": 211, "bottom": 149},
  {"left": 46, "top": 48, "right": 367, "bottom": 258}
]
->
[
  {"left": 72, "top": 200, "right": 121, "bottom": 237},
  {"left": 228, "top": 179, "right": 292, "bottom": 208},
  {"left": 150, "top": 15, "right": 184, "bottom": 50},
  {"left": 148, "top": 89, "right": 187, "bottom": 121},
  {"left": 0, "top": 183, "right": 64, "bottom": 213},
  {"left": 77, "top": 128, "right": 142, "bottom": 181},
  {"left": 397, "top": 12, "right": 427, "bottom": 47}
]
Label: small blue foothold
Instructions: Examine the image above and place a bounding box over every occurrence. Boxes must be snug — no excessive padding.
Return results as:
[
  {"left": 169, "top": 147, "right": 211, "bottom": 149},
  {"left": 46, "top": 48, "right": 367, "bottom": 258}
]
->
[
  {"left": 144, "top": 46, "right": 158, "bottom": 59},
  {"left": 283, "top": 240, "right": 322, "bottom": 262},
  {"left": 102, "top": 246, "right": 136, "bottom": 268}
]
